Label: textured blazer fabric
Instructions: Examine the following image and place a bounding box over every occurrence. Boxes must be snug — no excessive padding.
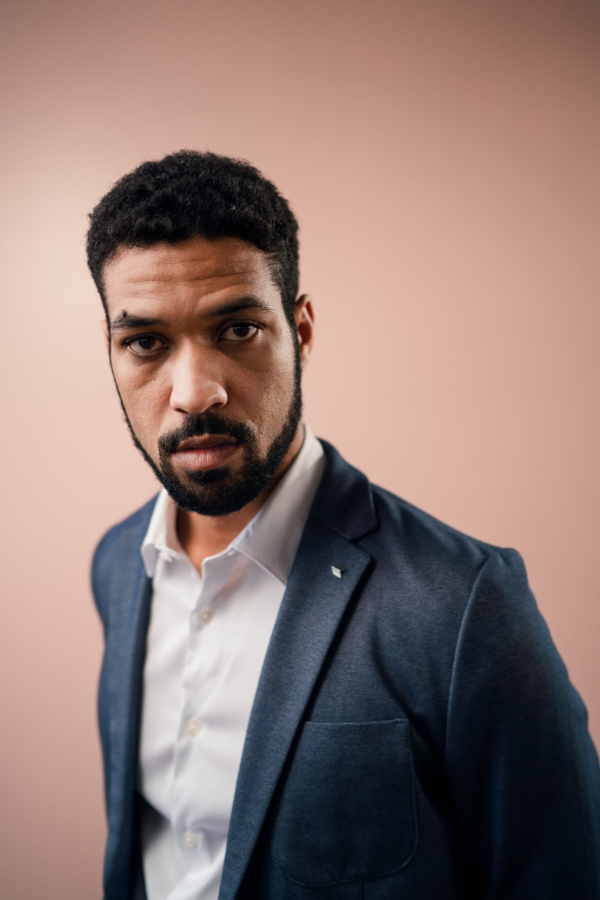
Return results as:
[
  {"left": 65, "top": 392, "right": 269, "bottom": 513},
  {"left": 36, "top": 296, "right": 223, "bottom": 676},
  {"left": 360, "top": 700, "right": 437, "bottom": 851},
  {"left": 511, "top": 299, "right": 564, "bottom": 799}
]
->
[{"left": 92, "top": 441, "right": 600, "bottom": 900}]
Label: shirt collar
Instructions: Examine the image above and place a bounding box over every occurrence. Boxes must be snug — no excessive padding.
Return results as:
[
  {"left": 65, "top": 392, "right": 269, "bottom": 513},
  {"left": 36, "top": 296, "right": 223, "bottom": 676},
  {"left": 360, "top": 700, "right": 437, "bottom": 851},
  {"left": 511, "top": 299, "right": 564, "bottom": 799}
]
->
[
  {"left": 140, "top": 487, "right": 183, "bottom": 577},
  {"left": 141, "top": 425, "right": 325, "bottom": 583}
]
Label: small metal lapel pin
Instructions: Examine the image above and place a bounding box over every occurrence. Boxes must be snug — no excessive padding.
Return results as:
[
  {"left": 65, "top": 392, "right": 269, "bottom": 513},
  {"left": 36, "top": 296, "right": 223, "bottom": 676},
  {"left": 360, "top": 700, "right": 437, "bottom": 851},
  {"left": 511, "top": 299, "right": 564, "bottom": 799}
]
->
[{"left": 331, "top": 565, "right": 347, "bottom": 578}]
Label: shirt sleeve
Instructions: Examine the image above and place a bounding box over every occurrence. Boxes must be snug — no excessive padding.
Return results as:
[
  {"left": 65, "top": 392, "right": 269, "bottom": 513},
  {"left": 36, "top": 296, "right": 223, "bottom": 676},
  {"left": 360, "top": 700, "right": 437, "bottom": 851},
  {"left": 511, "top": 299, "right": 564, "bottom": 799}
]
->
[{"left": 444, "top": 548, "right": 600, "bottom": 898}]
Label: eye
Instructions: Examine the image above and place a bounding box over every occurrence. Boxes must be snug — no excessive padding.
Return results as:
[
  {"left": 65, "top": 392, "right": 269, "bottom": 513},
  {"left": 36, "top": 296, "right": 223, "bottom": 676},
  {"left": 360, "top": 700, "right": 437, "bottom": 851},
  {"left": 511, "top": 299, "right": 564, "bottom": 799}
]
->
[
  {"left": 125, "top": 335, "right": 167, "bottom": 356},
  {"left": 221, "top": 323, "right": 260, "bottom": 342}
]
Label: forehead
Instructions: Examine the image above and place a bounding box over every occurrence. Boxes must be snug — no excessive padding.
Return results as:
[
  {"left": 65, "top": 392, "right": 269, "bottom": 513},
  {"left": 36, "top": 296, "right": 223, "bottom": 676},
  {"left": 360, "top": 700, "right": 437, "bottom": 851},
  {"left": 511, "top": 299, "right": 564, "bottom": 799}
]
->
[{"left": 102, "top": 236, "right": 277, "bottom": 313}]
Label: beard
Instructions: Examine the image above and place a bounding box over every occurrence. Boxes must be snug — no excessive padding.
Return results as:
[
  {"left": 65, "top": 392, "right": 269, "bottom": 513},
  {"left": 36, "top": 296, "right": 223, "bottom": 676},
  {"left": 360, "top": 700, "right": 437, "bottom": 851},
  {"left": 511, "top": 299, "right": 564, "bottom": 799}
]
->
[{"left": 114, "top": 349, "right": 303, "bottom": 517}]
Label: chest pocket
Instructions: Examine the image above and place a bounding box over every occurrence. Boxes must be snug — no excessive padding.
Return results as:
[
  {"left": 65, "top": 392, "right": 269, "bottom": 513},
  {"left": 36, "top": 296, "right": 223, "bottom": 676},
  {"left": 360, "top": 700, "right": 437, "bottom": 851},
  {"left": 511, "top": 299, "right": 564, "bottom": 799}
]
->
[{"left": 270, "top": 719, "right": 417, "bottom": 887}]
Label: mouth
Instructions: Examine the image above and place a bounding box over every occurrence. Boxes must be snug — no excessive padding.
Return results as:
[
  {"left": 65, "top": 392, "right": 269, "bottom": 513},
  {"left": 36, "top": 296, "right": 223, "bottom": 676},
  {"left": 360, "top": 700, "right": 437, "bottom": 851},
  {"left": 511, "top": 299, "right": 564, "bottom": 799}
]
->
[{"left": 170, "top": 434, "right": 242, "bottom": 472}]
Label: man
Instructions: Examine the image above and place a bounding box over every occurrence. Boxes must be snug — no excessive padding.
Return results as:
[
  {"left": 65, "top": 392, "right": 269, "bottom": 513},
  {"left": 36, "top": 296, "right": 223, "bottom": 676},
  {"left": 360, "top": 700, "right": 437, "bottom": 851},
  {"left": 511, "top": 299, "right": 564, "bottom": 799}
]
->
[{"left": 88, "top": 150, "right": 600, "bottom": 900}]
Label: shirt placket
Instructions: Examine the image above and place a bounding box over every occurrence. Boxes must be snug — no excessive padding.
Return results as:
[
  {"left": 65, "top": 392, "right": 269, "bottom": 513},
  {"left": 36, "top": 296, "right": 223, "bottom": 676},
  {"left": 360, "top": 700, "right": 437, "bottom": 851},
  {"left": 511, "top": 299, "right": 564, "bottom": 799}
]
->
[{"left": 170, "top": 549, "right": 243, "bottom": 869}]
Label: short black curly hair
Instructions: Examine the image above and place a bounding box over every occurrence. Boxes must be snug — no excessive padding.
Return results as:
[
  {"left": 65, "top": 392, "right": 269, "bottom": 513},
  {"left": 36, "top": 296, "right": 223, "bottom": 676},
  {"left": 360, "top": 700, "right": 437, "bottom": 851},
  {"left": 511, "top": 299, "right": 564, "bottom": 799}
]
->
[{"left": 86, "top": 150, "right": 300, "bottom": 327}]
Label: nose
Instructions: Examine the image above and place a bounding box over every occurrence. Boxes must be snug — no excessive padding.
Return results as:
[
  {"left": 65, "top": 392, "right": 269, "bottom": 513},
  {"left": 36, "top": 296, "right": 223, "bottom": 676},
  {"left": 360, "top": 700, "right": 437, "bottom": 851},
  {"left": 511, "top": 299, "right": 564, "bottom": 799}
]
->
[{"left": 169, "top": 344, "right": 228, "bottom": 415}]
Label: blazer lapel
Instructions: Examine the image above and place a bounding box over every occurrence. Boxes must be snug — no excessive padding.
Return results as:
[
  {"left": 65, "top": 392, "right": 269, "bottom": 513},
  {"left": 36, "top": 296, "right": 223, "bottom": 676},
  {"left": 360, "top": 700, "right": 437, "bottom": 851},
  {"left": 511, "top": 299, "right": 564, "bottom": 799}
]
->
[
  {"left": 219, "top": 442, "right": 378, "bottom": 900},
  {"left": 102, "top": 515, "right": 154, "bottom": 895}
]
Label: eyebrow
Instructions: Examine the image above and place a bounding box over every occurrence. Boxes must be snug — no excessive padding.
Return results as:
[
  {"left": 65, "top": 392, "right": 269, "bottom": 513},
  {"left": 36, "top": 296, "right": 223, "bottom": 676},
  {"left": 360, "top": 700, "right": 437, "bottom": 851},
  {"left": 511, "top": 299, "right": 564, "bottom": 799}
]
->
[
  {"left": 210, "top": 297, "right": 273, "bottom": 317},
  {"left": 110, "top": 312, "right": 164, "bottom": 331},
  {"left": 110, "top": 297, "right": 274, "bottom": 332}
]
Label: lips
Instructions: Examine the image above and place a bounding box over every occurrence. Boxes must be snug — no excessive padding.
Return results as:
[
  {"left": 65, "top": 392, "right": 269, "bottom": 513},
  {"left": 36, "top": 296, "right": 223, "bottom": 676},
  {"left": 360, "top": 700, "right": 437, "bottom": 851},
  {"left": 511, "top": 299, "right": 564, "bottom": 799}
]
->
[
  {"left": 171, "top": 434, "right": 241, "bottom": 471},
  {"left": 175, "top": 434, "right": 239, "bottom": 452}
]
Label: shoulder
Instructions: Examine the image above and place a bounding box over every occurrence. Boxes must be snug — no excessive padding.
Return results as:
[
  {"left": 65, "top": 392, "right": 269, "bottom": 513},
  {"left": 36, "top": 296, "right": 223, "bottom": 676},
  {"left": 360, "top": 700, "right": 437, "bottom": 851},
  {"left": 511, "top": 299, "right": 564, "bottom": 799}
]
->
[
  {"left": 349, "top": 452, "right": 519, "bottom": 581},
  {"left": 370, "top": 481, "right": 511, "bottom": 571},
  {"left": 364, "top": 480, "right": 526, "bottom": 645},
  {"left": 91, "top": 495, "right": 157, "bottom": 621},
  {"left": 316, "top": 437, "right": 521, "bottom": 598}
]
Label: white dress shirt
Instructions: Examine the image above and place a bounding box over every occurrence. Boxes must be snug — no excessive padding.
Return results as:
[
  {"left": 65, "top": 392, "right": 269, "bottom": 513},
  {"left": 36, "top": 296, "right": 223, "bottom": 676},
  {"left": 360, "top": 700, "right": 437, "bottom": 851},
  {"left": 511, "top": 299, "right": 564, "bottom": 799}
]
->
[{"left": 137, "top": 426, "right": 326, "bottom": 900}]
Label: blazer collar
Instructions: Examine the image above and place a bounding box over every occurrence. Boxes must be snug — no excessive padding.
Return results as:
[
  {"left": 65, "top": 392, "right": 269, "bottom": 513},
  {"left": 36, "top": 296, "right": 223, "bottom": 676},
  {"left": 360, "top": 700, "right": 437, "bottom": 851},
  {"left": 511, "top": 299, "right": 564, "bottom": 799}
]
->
[
  {"left": 311, "top": 439, "right": 378, "bottom": 541},
  {"left": 219, "top": 440, "right": 379, "bottom": 900}
]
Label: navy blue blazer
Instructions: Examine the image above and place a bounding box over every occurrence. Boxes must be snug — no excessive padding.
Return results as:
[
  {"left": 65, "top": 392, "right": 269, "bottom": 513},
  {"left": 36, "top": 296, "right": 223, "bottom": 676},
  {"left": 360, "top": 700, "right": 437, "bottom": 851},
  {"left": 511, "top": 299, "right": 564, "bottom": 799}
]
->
[{"left": 92, "top": 441, "right": 600, "bottom": 899}]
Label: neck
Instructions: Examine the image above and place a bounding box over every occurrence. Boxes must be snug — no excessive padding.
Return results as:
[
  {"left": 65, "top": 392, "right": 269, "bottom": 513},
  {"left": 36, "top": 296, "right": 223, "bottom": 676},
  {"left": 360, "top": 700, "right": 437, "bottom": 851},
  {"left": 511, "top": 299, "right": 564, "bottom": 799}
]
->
[{"left": 176, "top": 425, "right": 305, "bottom": 572}]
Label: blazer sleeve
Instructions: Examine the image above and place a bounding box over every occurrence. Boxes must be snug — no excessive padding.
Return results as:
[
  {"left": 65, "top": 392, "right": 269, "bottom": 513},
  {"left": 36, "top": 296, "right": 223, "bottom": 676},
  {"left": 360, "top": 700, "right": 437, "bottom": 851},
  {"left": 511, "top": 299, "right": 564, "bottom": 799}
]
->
[{"left": 443, "top": 548, "right": 600, "bottom": 899}]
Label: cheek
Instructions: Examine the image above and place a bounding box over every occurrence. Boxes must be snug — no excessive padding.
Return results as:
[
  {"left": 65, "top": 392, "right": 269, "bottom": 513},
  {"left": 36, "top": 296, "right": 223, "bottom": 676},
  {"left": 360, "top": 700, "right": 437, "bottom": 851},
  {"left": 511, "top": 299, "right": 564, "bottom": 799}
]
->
[
  {"left": 239, "top": 349, "right": 297, "bottom": 434},
  {"left": 113, "top": 364, "right": 170, "bottom": 437}
]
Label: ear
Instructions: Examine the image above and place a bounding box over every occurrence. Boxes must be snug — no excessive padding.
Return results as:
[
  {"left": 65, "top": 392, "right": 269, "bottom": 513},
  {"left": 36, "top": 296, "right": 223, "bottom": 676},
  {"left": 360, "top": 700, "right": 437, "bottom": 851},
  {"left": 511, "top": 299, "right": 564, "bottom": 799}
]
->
[{"left": 293, "top": 294, "right": 315, "bottom": 368}]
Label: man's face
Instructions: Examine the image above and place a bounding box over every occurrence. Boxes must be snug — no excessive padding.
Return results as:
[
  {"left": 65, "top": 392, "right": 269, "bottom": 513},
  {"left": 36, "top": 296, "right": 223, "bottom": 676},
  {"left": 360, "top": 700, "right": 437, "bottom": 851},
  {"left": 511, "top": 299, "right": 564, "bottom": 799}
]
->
[{"left": 103, "top": 236, "right": 313, "bottom": 516}]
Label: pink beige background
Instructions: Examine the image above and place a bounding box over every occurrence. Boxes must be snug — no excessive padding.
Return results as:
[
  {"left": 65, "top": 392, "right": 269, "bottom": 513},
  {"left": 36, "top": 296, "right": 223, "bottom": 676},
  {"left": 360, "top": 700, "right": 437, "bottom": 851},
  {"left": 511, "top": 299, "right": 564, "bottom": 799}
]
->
[{"left": 1, "top": 1, "right": 599, "bottom": 896}]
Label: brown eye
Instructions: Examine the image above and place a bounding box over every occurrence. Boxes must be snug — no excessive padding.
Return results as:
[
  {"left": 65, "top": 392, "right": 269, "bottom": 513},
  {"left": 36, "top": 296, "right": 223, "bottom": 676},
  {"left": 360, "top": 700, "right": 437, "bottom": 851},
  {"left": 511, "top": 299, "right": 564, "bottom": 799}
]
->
[
  {"left": 221, "top": 323, "right": 259, "bottom": 342},
  {"left": 127, "top": 336, "right": 164, "bottom": 355}
]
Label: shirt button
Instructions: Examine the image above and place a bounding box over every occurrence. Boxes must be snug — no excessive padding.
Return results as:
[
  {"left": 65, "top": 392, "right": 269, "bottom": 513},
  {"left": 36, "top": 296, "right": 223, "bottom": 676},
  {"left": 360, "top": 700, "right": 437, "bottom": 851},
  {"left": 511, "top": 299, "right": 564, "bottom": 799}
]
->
[
  {"left": 159, "top": 550, "right": 175, "bottom": 562},
  {"left": 185, "top": 717, "right": 202, "bottom": 736},
  {"left": 196, "top": 608, "right": 213, "bottom": 626},
  {"left": 182, "top": 830, "right": 197, "bottom": 849}
]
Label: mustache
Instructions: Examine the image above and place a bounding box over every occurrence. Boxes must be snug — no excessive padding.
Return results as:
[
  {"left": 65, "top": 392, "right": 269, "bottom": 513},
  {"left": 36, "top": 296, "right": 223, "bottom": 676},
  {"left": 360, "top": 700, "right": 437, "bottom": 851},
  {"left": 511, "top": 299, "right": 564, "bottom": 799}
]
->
[{"left": 158, "top": 412, "right": 256, "bottom": 457}]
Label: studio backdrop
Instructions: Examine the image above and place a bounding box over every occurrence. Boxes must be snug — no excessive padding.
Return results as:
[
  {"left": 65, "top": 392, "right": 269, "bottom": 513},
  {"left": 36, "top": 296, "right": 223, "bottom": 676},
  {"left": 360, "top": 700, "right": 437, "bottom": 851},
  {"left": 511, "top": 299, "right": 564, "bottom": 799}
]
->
[{"left": 0, "top": 1, "right": 598, "bottom": 897}]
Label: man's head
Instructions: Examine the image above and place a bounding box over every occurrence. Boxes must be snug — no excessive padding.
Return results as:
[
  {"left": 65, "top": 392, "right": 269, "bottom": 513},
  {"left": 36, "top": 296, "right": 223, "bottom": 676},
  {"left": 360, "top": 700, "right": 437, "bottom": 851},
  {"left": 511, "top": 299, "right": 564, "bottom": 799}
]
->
[
  {"left": 87, "top": 151, "right": 313, "bottom": 517},
  {"left": 87, "top": 150, "right": 300, "bottom": 332}
]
